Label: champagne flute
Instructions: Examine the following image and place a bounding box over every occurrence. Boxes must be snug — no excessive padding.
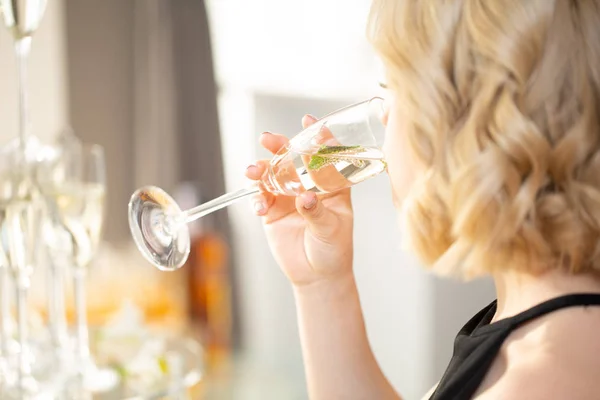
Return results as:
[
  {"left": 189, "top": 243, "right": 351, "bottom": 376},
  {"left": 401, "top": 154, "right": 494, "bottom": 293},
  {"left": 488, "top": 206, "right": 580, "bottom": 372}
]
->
[
  {"left": 0, "top": 205, "right": 15, "bottom": 387},
  {"left": 0, "top": 156, "right": 16, "bottom": 385},
  {"left": 37, "top": 132, "right": 81, "bottom": 372},
  {"left": 129, "top": 97, "right": 386, "bottom": 271},
  {"left": 0, "top": 0, "right": 48, "bottom": 150},
  {"left": 42, "top": 143, "right": 118, "bottom": 392},
  {"left": 0, "top": 2, "right": 48, "bottom": 381},
  {"left": 0, "top": 149, "right": 46, "bottom": 398}
]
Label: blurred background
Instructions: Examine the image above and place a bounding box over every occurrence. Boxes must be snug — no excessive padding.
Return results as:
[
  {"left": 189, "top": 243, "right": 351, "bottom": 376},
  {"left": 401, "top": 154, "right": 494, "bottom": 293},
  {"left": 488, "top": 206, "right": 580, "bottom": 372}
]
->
[{"left": 0, "top": 0, "right": 494, "bottom": 399}]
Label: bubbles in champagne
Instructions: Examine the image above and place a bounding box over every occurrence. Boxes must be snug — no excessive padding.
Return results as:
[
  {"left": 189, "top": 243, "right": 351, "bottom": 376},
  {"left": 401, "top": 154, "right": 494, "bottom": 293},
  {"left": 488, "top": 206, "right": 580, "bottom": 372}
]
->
[
  {"left": 267, "top": 144, "right": 387, "bottom": 196},
  {"left": 0, "top": 176, "right": 45, "bottom": 276},
  {"left": 45, "top": 182, "right": 105, "bottom": 268}
]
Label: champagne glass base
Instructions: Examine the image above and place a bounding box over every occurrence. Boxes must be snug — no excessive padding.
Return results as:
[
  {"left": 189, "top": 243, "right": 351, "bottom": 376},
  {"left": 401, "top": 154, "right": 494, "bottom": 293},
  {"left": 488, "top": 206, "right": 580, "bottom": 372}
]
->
[
  {"left": 78, "top": 363, "right": 120, "bottom": 393},
  {"left": 59, "top": 358, "right": 120, "bottom": 398},
  {"left": 2, "top": 376, "right": 42, "bottom": 400},
  {"left": 128, "top": 186, "right": 191, "bottom": 271}
]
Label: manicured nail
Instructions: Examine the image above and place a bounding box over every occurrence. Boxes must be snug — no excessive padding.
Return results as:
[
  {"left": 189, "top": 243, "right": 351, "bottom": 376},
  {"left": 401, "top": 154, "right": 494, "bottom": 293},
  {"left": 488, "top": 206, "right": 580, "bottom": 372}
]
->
[
  {"left": 254, "top": 201, "right": 266, "bottom": 214},
  {"left": 302, "top": 194, "right": 317, "bottom": 210},
  {"left": 261, "top": 131, "right": 272, "bottom": 135},
  {"left": 306, "top": 114, "right": 317, "bottom": 121},
  {"left": 247, "top": 164, "right": 257, "bottom": 172}
]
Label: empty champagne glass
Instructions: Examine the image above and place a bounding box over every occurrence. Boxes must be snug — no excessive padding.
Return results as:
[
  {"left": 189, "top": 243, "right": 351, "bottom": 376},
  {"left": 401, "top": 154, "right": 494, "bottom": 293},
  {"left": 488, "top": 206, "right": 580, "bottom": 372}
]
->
[{"left": 129, "top": 97, "right": 386, "bottom": 271}]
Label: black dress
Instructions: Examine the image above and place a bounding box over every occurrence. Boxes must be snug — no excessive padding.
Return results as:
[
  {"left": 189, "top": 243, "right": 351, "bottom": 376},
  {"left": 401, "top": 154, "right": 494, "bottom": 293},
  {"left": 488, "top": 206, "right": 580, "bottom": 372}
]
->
[{"left": 429, "top": 294, "right": 600, "bottom": 400}]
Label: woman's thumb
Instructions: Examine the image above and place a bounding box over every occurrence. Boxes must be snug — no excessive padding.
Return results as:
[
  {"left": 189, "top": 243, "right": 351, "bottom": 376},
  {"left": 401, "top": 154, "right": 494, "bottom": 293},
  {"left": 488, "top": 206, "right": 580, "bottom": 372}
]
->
[{"left": 295, "top": 192, "right": 336, "bottom": 239}]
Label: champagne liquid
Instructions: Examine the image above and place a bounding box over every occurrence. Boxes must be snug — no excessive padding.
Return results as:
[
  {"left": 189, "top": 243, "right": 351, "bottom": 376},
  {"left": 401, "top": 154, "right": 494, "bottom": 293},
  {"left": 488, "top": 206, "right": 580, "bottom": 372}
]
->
[
  {"left": 0, "top": 193, "right": 44, "bottom": 276},
  {"left": 0, "top": 0, "right": 47, "bottom": 39},
  {"left": 45, "top": 183, "right": 105, "bottom": 268},
  {"left": 267, "top": 145, "right": 387, "bottom": 196}
]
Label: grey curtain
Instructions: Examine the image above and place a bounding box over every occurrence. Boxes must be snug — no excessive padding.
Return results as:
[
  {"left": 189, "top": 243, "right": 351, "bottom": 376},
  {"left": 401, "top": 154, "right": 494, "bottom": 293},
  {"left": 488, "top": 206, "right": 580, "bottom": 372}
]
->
[
  {"left": 171, "top": 0, "right": 229, "bottom": 234},
  {"left": 65, "top": 0, "right": 229, "bottom": 247},
  {"left": 133, "top": 0, "right": 230, "bottom": 247},
  {"left": 65, "top": 0, "right": 237, "bottom": 342}
]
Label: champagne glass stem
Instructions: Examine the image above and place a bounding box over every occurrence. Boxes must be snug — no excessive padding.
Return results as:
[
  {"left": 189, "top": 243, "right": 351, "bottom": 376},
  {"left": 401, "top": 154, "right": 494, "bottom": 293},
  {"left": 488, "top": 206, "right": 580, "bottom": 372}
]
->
[
  {"left": 0, "top": 268, "right": 10, "bottom": 358},
  {"left": 14, "top": 274, "right": 33, "bottom": 387},
  {"left": 72, "top": 268, "right": 90, "bottom": 365},
  {"left": 47, "top": 262, "right": 68, "bottom": 351},
  {"left": 181, "top": 184, "right": 260, "bottom": 224},
  {"left": 15, "top": 37, "right": 32, "bottom": 152}
]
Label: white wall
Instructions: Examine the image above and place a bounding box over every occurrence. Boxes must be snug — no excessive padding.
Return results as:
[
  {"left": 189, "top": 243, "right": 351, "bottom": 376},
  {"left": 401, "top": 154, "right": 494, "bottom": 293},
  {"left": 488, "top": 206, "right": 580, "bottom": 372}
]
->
[
  {"left": 206, "top": 0, "right": 377, "bottom": 101},
  {"left": 0, "top": 0, "right": 68, "bottom": 145}
]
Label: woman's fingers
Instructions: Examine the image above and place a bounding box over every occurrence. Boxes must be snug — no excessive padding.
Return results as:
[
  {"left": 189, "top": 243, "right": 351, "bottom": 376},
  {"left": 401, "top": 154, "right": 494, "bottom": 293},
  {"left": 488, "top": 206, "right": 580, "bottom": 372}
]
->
[
  {"left": 251, "top": 192, "right": 275, "bottom": 216},
  {"left": 302, "top": 114, "right": 318, "bottom": 129},
  {"left": 248, "top": 116, "right": 343, "bottom": 219},
  {"left": 245, "top": 160, "right": 276, "bottom": 215},
  {"left": 245, "top": 159, "right": 269, "bottom": 180},
  {"left": 259, "top": 132, "right": 289, "bottom": 155},
  {"left": 258, "top": 114, "right": 318, "bottom": 156}
]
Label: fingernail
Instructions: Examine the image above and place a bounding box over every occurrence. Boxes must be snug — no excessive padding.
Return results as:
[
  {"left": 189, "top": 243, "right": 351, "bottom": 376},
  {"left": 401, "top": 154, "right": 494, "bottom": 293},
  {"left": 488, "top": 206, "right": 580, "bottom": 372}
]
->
[
  {"left": 306, "top": 114, "right": 317, "bottom": 121},
  {"left": 246, "top": 164, "right": 257, "bottom": 172},
  {"left": 261, "top": 131, "right": 272, "bottom": 135},
  {"left": 254, "top": 201, "right": 266, "bottom": 214},
  {"left": 302, "top": 194, "right": 317, "bottom": 210}
]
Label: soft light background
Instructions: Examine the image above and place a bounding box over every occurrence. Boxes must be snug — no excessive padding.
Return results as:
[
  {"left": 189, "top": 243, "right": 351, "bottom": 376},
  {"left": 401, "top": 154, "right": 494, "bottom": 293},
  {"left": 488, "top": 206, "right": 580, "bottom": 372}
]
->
[{"left": 0, "top": 1, "right": 494, "bottom": 399}]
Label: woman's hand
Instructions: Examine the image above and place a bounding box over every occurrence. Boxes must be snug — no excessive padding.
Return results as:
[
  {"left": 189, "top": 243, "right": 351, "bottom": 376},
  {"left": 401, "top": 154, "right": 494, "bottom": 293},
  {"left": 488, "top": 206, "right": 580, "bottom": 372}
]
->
[{"left": 245, "top": 115, "right": 354, "bottom": 287}]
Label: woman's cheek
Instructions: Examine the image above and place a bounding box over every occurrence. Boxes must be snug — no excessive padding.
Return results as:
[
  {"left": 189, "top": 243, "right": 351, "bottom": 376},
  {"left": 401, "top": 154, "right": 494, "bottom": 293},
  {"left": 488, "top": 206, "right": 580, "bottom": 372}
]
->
[{"left": 383, "top": 106, "right": 420, "bottom": 207}]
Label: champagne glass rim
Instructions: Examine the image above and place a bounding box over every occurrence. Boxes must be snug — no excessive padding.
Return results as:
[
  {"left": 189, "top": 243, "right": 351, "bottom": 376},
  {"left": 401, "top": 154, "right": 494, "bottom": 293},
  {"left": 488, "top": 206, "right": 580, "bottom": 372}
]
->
[{"left": 315, "top": 96, "right": 384, "bottom": 122}]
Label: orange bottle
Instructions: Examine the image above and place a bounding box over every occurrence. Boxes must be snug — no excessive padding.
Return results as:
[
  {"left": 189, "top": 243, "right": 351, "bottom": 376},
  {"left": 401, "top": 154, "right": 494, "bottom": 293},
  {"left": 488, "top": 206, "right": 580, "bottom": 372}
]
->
[{"left": 175, "top": 183, "right": 232, "bottom": 368}]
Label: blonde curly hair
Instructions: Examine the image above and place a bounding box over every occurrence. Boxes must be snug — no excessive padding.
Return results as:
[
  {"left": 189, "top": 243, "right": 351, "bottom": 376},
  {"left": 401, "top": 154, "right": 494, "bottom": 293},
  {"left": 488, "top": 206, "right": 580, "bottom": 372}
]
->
[{"left": 368, "top": 0, "right": 600, "bottom": 278}]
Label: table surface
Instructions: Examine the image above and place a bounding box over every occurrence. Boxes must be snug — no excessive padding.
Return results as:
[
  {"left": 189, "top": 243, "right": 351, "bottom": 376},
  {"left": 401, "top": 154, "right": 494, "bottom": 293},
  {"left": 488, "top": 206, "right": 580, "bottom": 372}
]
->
[{"left": 199, "top": 355, "right": 307, "bottom": 400}]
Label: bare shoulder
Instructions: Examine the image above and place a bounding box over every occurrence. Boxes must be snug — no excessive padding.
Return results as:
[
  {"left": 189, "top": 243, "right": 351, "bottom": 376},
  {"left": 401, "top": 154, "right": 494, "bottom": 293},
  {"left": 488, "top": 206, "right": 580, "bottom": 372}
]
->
[
  {"left": 473, "top": 359, "right": 594, "bottom": 400},
  {"left": 474, "top": 306, "right": 600, "bottom": 400}
]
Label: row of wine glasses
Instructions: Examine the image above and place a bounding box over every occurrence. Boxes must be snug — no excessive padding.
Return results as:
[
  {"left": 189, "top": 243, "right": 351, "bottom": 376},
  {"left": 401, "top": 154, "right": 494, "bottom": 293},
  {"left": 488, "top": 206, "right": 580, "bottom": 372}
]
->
[
  {"left": 38, "top": 138, "right": 119, "bottom": 394},
  {"left": 0, "top": 135, "right": 116, "bottom": 399},
  {"left": 0, "top": 1, "right": 201, "bottom": 398}
]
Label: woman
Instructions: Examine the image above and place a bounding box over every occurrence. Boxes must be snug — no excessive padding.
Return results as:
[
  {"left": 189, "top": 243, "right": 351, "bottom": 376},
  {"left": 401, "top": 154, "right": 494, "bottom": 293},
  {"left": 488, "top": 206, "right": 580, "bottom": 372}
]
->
[{"left": 246, "top": 1, "right": 600, "bottom": 399}]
